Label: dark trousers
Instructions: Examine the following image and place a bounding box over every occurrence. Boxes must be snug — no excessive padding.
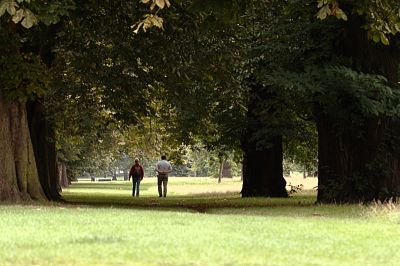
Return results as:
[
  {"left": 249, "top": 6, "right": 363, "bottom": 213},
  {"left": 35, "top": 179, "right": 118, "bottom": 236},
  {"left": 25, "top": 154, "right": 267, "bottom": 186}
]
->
[
  {"left": 157, "top": 175, "right": 168, "bottom": 197},
  {"left": 132, "top": 177, "right": 141, "bottom": 197}
]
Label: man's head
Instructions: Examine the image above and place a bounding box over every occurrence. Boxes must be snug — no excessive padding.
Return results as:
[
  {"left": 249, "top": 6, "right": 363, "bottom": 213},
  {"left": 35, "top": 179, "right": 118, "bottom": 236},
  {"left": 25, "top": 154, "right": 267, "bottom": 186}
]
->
[
  {"left": 161, "top": 155, "right": 166, "bottom": 160},
  {"left": 134, "top": 158, "right": 140, "bottom": 164}
]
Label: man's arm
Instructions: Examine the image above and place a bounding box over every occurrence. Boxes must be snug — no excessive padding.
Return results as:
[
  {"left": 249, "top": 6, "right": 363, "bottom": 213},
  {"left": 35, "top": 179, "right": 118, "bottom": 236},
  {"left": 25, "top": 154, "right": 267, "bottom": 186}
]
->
[
  {"left": 140, "top": 166, "right": 144, "bottom": 180},
  {"left": 165, "top": 163, "right": 172, "bottom": 173},
  {"left": 128, "top": 166, "right": 133, "bottom": 180},
  {"left": 155, "top": 162, "right": 161, "bottom": 173},
  {"left": 155, "top": 162, "right": 165, "bottom": 174}
]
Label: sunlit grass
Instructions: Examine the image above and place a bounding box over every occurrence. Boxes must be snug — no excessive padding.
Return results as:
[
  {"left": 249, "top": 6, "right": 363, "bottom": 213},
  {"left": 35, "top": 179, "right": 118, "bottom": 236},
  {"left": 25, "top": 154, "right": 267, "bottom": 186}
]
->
[
  {"left": 62, "top": 176, "right": 317, "bottom": 199},
  {"left": 1, "top": 177, "right": 400, "bottom": 266},
  {"left": 63, "top": 177, "right": 244, "bottom": 197}
]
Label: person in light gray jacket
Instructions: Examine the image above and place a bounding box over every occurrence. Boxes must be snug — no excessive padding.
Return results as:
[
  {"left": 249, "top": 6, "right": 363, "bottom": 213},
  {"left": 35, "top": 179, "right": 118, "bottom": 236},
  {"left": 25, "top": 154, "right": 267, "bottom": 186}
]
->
[{"left": 155, "top": 155, "right": 172, "bottom": 197}]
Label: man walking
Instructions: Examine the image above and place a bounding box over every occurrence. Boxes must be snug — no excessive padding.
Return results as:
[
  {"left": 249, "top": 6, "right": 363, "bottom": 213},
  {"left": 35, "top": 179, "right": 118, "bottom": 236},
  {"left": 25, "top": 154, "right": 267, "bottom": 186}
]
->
[
  {"left": 129, "top": 158, "right": 144, "bottom": 197},
  {"left": 155, "top": 155, "right": 172, "bottom": 197}
]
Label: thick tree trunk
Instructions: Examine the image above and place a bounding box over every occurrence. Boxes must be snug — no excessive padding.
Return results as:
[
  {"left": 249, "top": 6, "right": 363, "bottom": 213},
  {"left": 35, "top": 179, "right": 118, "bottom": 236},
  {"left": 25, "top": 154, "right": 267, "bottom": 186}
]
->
[
  {"left": 241, "top": 82, "right": 288, "bottom": 197},
  {"left": 317, "top": 15, "right": 400, "bottom": 203},
  {"left": 316, "top": 115, "right": 387, "bottom": 202},
  {"left": 242, "top": 135, "right": 288, "bottom": 197},
  {"left": 27, "top": 101, "right": 62, "bottom": 201},
  {"left": 0, "top": 92, "right": 46, "bottom": 201}
]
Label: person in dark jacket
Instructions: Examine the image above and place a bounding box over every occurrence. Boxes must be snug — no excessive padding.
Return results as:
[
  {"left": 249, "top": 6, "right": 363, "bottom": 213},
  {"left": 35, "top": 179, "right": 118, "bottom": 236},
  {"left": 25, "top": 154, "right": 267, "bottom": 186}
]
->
[{"left": 129, "top": 158, "right": 144, "bottom": 197}]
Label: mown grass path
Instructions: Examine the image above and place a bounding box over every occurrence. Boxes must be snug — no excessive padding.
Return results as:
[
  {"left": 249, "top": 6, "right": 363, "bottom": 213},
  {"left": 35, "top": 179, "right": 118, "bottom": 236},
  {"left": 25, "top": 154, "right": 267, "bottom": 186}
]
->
[{"left": 1, "top": 177, "right": 399, "bottom": 266}]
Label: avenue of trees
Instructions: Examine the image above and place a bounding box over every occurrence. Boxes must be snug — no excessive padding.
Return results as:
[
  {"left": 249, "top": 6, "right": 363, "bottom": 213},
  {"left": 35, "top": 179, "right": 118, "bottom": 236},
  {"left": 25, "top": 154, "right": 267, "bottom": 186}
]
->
[{"left": 1, "top": 0, "right": 400, "bottom": 203}]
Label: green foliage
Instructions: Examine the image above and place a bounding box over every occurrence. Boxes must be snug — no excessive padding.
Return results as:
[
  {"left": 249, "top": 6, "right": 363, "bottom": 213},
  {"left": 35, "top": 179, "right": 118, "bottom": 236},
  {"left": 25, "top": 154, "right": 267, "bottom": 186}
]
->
[
  {"left": 131, "top": 1, "right": 246, "bottom": 155},
  {"left": 355, "top": 0, "right": 400, "bottom": 45},
  {"left": 53, "top": 0, "right": 153, "bottom": 124},
  {"left": 0, "top": 0, "right": 74, "bottom": 28},
  {"left": 0, "top": 0, "right": 74, "bottom": 102},
  {"left": 307, "top": 65, "right": 398, "bottom": 122},
  {"left": 49, "top": 1, "right": 163, "bottom": 177},
  {"left": 234, "top": 0, "right": 321, "bottom": 167},
  {"left": 283, "top": 122, "right": 318, "bottom": 173},
  {"left": 35, "top": 0, "right": 75, "bottom": 26},
  {"left": 1, "top": 0, "right": 397, "bottom": 200},
  {"left": 270, "top": 63, "right": 400, "bottom": 135},
  {"left": 0, "top": 0, "right": 38, "bottom": 28},
  {"left": 190, "top": 0, "right": 246, "bottom": 23},
  {"left": 317, "top": 0, "right": 400, "bottom": 45},
  {"left": 0, "top": 53, "right": 49, "bottom": 101},
  {"left": 316, "top": 0, "right": 347, "bottom": 21},
  {"left": 133, "top": 0, "right": 171, "bottom": 33}
]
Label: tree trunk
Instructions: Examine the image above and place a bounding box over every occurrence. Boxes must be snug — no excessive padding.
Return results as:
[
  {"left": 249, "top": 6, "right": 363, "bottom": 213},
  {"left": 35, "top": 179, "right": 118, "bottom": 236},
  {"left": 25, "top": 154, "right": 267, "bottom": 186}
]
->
[
  {"left": 222, "top": 161, "right": 232, "bottom": 178},
  {"left": 218, "top": 158, "right": 224, "bottom": 183},
  {"left": 58, "top": 161, "right": 69, "bottom": 188},
  {"left": 240, "top": 82, "right": 288, "bottom": 197},
  {"left": 0, "top": 92, "right": 46, "bottom": 201},
  {"left": 316, "top": 114, "right": 386, "bottom": 202},
  {"left": 27, "top": 101, "right": 62, "bottom": 201},
  {"left": 317, "top": 15, "right": 400, "bottom": 203},
  {"left": 112, "top": 169, "right": 117, "bottom": 181},
  {"left": 241, "top": 135, "right": 288, "bottom": 197}
]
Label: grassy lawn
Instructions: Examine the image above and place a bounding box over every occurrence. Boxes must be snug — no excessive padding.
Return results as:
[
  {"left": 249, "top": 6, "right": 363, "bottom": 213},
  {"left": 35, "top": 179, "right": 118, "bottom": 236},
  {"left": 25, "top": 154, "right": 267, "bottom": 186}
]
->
[{"left": 1, "top": 177, "right": 400, "bottom": 266}]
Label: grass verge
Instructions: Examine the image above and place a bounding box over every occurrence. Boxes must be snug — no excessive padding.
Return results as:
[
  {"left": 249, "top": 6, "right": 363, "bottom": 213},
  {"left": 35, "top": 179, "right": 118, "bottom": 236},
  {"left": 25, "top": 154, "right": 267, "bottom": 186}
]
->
[{"left": 0, "top": 177, "right": 399, "bottom": 266}]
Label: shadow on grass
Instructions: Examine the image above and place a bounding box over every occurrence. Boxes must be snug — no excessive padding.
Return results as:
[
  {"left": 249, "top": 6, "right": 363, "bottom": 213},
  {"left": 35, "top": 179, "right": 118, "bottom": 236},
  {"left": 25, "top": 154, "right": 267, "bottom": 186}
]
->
[
  {"left": 60, "top": 181, "right": 365, "bottom": 218},
  {"left": 61, "top": 190, "right": 366, "bottom": 219}
]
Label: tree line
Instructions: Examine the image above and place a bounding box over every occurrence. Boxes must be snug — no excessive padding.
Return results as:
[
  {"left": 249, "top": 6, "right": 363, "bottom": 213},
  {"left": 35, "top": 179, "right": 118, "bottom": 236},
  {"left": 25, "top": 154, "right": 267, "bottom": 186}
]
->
[{"left": 0, "top": 0, "right": 399, "bottom": 203}]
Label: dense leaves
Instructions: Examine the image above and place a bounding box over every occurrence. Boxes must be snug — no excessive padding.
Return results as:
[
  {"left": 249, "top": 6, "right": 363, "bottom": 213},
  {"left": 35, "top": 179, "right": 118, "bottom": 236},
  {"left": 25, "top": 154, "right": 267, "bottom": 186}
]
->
[
  {"left": 1, "top": 0, "right": 400, "bottom": 202},
  {"left": 317, "top": 0, "right": 400, "bottom": 45}
]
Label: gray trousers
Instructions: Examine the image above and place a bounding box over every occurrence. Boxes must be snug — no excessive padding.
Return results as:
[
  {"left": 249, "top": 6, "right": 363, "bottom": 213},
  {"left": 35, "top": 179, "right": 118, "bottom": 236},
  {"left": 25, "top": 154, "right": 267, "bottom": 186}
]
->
[{"left": 157, "top": 175, "right": 168, "bottom": 197}]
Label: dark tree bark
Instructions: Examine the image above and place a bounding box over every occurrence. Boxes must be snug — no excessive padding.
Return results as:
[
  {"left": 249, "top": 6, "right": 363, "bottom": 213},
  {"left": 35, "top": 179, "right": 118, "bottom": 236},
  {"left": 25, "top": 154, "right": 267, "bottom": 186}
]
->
[
  {"left": 316, "top": 114, "right": 388, "bottom": 202},
  {"left": 242, "top": 135, "right": 288, "bottom": 197},
  {"left": 241, "top": 83, "right": 288, "bottom": 197},
  {"left": 316, "top": 15, "right": 400, "bottom": 203},
  {"left": 27, "top": 101, "right": 62, "bottom": 201}
]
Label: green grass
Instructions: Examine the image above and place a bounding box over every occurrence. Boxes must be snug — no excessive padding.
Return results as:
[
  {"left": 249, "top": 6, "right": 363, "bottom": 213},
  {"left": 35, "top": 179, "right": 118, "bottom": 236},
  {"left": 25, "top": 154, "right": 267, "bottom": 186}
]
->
[{"left": 1, "top": 177, "right": 400, "bottom": 266}]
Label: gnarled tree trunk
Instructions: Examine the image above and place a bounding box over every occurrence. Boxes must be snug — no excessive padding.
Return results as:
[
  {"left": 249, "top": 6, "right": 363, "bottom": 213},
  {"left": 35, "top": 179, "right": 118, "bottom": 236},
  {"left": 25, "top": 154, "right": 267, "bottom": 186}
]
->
[{"left": 0, "top": 92, "right": 46, "bottom": 201}]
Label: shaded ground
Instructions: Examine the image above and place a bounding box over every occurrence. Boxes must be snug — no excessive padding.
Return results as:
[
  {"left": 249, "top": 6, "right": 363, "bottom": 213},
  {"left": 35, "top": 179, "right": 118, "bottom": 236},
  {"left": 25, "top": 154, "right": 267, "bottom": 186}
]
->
[{"left": 60, "top": 177, "right": 367, "bottom": 219}]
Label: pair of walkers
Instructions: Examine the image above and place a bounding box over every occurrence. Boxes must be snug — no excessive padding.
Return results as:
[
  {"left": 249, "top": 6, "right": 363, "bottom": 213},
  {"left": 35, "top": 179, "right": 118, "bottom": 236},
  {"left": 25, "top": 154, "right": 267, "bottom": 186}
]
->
[{"left": 128, "top": 156, "right": 172, "bottom": 197}]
